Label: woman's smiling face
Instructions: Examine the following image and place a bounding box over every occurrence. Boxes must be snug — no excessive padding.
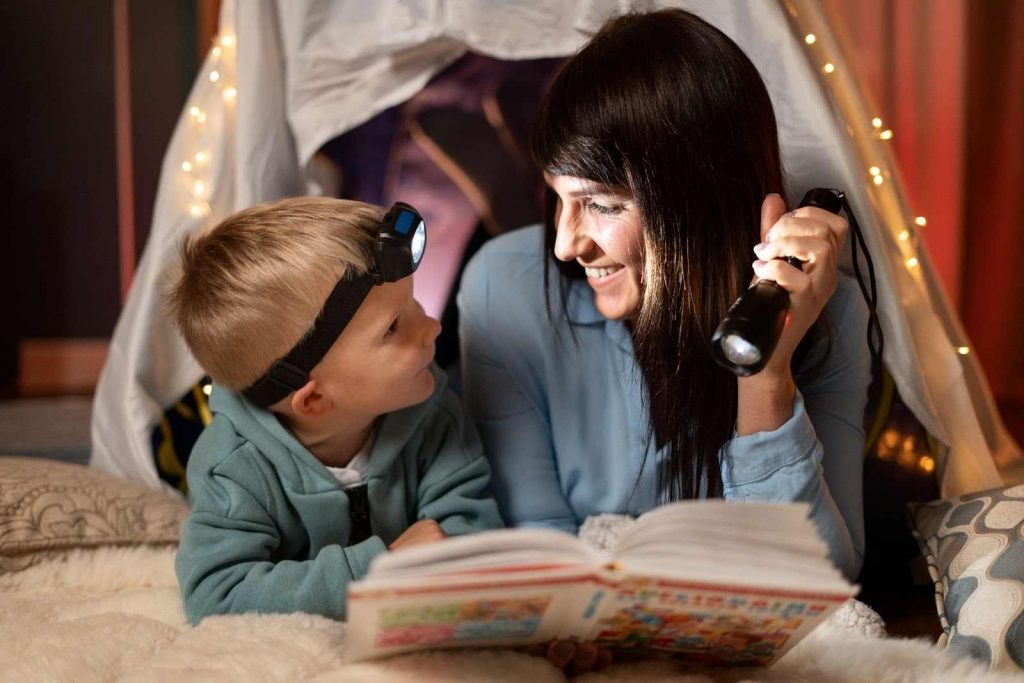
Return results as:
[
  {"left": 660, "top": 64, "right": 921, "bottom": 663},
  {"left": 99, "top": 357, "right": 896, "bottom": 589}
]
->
[{"left": 547, "top": 173, "right": 645, "bottom": 321}]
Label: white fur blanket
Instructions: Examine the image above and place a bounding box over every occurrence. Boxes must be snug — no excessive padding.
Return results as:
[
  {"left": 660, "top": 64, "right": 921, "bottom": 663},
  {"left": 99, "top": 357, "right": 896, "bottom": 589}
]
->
[{"left": 1, "top": 545, "right": 1020, "bottom": 683}]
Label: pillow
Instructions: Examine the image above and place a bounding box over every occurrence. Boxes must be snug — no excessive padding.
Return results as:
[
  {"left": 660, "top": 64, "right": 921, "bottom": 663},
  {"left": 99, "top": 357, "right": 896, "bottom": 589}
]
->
[
  {"left": 0, "top": 456, "right": 189, "bottom": 572},
  {"left": 908, "top": 484, "right": 1024, "bottom": 673}
]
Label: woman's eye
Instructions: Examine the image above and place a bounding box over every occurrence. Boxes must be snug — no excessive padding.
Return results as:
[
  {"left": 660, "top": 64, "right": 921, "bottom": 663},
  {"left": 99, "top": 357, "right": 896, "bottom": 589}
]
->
[
  {"left": 385, "top": 319, "right": 398, "bottom": 337},
  {"left": 586, "top": 201, "right": 622, "bottom": 216}
]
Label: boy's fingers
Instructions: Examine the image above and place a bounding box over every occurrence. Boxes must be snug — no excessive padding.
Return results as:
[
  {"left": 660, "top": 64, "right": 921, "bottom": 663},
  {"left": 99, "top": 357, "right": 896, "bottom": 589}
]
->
[
  {"left": 546, "top": 639, "right": 576, "bottom": 669},
  {"left": 568, "top": 642, "right": 600, "bottom": 675}
]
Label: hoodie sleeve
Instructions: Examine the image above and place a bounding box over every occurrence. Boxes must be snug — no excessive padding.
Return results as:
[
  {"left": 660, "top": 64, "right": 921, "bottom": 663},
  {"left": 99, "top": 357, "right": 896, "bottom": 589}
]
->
[
  {"left": 175, "top": 447, "right": 386, "bottom": 624},
  {"left": 414, "top": 390, "right": 505, "bottom": 535}
]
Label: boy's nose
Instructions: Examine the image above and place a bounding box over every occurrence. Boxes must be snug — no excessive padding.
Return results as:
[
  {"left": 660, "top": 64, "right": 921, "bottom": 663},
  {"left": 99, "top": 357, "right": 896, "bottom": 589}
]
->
[{"left": 423, "top": 316, "right": 441, "bottom": 346}]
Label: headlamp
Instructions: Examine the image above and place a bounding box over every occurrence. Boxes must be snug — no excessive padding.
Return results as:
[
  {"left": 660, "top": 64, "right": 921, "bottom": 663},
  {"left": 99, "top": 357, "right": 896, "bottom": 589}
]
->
[{"left": 242, "top": 202, "right": 427, "bottom": 407}]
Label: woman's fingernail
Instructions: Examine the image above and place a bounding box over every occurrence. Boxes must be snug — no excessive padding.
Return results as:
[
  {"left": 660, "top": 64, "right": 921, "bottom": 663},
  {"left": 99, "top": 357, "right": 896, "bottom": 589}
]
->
[
  {"left": 754, "top": 242, "right": 768, "bottom": 254},
  {"left": 753, "top": 259, "right": 767, "bottom": 269},
  {"left": 767, "top": 192, "right": 781, "bottom": 198}
]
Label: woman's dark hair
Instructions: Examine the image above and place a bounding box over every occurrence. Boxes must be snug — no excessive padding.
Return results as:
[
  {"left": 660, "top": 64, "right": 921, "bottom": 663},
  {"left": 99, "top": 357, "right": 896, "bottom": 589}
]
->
[{"left": 532, "top": 9, "right": 823, "bottom": 500}]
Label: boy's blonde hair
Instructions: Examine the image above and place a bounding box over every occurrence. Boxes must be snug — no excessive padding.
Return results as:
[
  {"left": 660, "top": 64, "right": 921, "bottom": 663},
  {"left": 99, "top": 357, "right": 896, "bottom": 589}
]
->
[{"left": 165, "top": 197, "right": 383, "bottom": 390}]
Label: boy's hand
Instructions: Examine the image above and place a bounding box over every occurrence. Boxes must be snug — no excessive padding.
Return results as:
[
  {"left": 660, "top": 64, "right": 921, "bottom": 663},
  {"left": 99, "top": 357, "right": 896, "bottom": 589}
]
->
[
  {"left": 524, "top": 639, "right": 613, "bottom": 676},
  {"left": 388, "top": 519, "right": 446, "bottom": 551}
]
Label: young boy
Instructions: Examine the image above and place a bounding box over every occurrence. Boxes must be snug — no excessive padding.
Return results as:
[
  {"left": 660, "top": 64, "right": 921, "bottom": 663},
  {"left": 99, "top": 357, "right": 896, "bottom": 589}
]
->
[{"left": 166, "top": 197, "right": 503, "bottom": 625}]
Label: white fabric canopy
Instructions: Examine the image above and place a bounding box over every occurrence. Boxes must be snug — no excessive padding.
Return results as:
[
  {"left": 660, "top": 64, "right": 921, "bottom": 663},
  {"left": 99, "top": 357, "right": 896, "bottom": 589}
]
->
[{"left": 91, "top": 0, "right": 1021, "bottom": 497}]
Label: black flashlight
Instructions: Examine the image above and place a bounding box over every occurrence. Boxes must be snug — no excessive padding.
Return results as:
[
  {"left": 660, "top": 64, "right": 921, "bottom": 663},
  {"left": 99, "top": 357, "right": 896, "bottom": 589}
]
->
[{"left": 710, "top": 188, "right": 844, "bottom": 376}]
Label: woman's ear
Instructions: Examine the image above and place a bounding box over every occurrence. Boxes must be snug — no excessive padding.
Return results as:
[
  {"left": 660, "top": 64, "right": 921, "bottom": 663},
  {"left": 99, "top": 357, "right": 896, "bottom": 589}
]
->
[{"left": 290, "top": 378, "right": 332, "bottom": 418}]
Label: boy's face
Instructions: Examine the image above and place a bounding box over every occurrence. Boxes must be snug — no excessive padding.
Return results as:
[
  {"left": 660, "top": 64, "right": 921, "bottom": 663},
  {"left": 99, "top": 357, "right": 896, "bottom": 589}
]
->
[{"left": 315, "top": 276, "right": 441, "bottom": 418}]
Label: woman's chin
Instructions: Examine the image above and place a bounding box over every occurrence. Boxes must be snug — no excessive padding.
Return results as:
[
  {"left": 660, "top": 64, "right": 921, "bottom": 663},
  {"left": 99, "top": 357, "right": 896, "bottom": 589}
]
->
[{"left": 594, "top": 294, "right": 639, "bottom": 322}]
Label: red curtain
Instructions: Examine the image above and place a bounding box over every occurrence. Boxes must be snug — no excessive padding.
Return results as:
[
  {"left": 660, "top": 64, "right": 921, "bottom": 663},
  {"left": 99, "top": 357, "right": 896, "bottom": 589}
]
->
[{"left": 822, "top": 0, "right": 1024, "bottom": 409}]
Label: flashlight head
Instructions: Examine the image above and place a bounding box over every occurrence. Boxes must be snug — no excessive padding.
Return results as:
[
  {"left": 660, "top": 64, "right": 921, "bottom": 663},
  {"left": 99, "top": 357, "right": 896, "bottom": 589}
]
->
[{"left": 376, "top": 203, "right": 427, "bottom": 282}]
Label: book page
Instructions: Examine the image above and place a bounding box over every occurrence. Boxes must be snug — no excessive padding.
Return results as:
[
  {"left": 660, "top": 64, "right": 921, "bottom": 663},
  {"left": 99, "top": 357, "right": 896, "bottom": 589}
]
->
[
  {"left": 347, "top": 566, "right": 611, "bottom": 661},
  {"left": 582, "top": 571, "right": 850, "bottom": 667}
]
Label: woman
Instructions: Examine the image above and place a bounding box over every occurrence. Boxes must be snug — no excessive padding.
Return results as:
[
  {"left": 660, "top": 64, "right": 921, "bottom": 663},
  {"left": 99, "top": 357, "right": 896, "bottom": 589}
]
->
[{"left": 458, "top": 9, "right": 871, "bottom": 581}]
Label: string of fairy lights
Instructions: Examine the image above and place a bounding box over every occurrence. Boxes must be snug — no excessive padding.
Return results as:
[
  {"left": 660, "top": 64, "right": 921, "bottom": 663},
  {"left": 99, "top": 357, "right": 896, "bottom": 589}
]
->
[{"left": 175, "top": 21, "right": 969, "bottom": 467}]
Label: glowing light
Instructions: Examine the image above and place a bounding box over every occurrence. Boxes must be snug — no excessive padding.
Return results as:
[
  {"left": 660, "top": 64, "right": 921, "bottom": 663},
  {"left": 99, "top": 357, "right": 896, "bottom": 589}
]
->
[
  {"left": 223, "top": 86, "right": 237, "bottom": 102},
  {"left": 193, "top": 180, "right": 206, "bottom": 197},
  {"left": 209, "top": 70, "right": 221, "bottom": 83},
  {"left": 906, "top": 257, "right": 919, "bottom": 268},
  {"left": 915, "top": 216, "right": 927, "bottom": 227},
  {"left": 880, "top": 129, "right": 894, "bottom": 140},
  {"left": 195, "top": 151, "right": 208, "bottom": 164},
  {"left": 181, "top": 161, "right": 193, "bottom": 173},
  {"left": 872, "top": 117, "right": 883, "bottom": 128},
  {"left": 869, "top": 166, "right": 881, "bottom": 176},
  {"left": 220, "top": 35, "right": 235, "bottom": 47},
  {"left": 872, "top": 174, "right": 884, "bottom": 185},
  {"left": 804, "top": 34, "right": 817, "bottom": 44},
  {"left": 203, "top": 384, "right": 213, "bottom": 396},
  {"left": 189, "top": 106, "right": 201, "bottom": 118},
  {"left": 822, "top": 63, "right": 835, "bottom": 74},
  {"left": 211, "top": 46, "right": 222, "bottom": 58},
  {"left": 898, "top": 230, "right": 910, "bottom": 241},
  {"left": 957, "top": 346, "right": 970, "bottom": 355},
  {"left": 189, "top": 202, "right": 210, "bottom": 218},
  {"left": 881, "top": 429, "right": 900, "bottom": 450},
  {"left": 919, "top": 456, "right": 935, "bottom": 473},
  {"left": 196, "top": 111, "right": 207, "bottom": 124}
]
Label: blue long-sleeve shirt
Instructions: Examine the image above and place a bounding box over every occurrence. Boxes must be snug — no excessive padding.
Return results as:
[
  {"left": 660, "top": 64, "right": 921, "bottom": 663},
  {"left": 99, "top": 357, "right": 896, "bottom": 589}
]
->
[{"left": 457, "top": 226, "right": 871, "bottom": 580}]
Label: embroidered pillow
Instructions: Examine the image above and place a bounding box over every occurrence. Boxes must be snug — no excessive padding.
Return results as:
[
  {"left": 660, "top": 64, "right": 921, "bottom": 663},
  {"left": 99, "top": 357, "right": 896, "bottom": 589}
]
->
[
  {"left": 0, "top": 456, "right": 188, "bottom": 572},
  {"left": 908, "top": 484, "right": 1024, "bottom": 672}
]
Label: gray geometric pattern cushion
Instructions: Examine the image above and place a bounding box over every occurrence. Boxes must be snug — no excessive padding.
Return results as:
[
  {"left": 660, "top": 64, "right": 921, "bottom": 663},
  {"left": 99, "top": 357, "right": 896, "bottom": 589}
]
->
[{"left": 908, "top": 484, "right": 1024, "bottom": 673}]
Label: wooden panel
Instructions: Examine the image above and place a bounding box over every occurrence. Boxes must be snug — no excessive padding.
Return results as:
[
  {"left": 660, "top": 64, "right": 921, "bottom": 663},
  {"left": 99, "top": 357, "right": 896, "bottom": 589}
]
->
[{"left": 18, "top": 339, "right": 110, "bottom": 396}]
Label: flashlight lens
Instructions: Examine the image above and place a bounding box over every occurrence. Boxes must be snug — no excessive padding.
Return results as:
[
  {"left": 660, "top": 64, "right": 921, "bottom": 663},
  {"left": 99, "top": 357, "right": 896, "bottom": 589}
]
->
[
  {"left": 721, "top": 334, "right": 761, "bottom": 366},
  {"left": 411, "top": 221, "right": 426, "bottom": 265}
]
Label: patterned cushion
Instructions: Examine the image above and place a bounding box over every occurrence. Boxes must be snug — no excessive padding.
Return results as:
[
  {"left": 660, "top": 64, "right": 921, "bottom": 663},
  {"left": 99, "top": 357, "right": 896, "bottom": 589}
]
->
[
  {"left": 0, "top": 456, "right": 188, "bottom": 572},
  {"left": 908, "top": 484, "right": 1024, "bottom": 672}
]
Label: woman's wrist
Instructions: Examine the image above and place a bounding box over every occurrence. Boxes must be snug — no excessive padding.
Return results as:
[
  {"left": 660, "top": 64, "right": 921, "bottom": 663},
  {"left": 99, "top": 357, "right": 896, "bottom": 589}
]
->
[{"left": 735, "top": 368, "right": 796, "bottom": 436}]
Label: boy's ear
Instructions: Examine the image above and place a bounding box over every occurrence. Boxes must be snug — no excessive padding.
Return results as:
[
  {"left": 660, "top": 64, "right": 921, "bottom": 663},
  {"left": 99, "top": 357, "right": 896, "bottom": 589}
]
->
[{"left": 290, "top": 378, "right": 332, "bottom": 418}]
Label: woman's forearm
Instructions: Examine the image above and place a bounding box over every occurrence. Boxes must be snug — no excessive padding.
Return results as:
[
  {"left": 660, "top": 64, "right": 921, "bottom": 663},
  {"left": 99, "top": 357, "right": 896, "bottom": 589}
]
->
[{"left": 735, "top": 369, "right": 796, "bottom": 436}]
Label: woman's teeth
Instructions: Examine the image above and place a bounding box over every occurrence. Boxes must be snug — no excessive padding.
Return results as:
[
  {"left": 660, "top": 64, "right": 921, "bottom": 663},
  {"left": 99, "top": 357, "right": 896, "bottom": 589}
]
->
[{"left": 585, "top": 265, "right": 623, "bottom": 279}]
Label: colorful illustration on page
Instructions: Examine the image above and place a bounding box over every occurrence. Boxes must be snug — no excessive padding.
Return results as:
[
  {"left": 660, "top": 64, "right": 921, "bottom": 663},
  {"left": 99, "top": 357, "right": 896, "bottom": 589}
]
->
[{"left": 376, "top": 596, "right": 553, "bottom": 648}]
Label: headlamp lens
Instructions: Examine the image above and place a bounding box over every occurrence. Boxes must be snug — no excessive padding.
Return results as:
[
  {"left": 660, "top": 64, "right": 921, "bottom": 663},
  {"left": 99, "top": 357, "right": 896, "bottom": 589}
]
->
[{"left": 411, "top": 220, "right": 426, "bottom": 265}]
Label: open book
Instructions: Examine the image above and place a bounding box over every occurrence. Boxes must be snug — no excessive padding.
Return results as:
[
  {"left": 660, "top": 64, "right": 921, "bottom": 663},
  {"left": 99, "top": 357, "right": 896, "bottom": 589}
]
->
[{"left": 347, "top": 501, "right": 856, "bottom": 667}]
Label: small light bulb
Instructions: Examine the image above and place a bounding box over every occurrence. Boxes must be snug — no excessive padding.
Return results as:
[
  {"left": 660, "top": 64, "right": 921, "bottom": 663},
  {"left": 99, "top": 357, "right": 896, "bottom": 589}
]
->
[
  {"left": 222, "top": 86, "right": 237, "bottom": 102},
  {"left": 211, "top": 46, "right": 222, "bottom": 58},
  {"left": 872, "top": 117, "right": 883, "bottom": 128},
  {"left": 196, "top": 111, "right": 207, "bottom": 124},
  {"left": 193, "top": 180, "right": 206, "bottom": 197},
  {"left": 195, "top": 151, "right": 207, "bottom": 164},
  {"left": 202, "top": 384, "right": 213, "bottom": 396},
  {"left": 822, "top": 63, "right": 835, "bottom": 74},
  {"left": 869, "top": 166, "right": 880, "bottom": 176},
  {"left": 906, "top": 257, "right": 919, "bottom": 268},
  {"left": 209, "top": 70, "right": 221, "bottom": 83},
  {"left": 189, "top": 106, "right": 201, "bottom": 118},
  {"left": 221, "top": 35, "right": 235, "bottom": 47},
  {"left": 898, "top": 230, "right": 909, "bottom": 241},
  {"left": 181, "top": 161, "right": 193, "bottom": 173},
  {"left": 915, "top": 216, "right": 927, "bottom": 227},
  {"left": 189, "top": 203, "right": 205, "bottom": 218},
  {"left": 919, "top": 456, "right": 935, "bottom": 473},
  {"left": 957, "top": 346, "right": 970, "bottom": 355},
  {"left": 873, "top": 174, "right": 884, "bottom": 185},
  {"left": 880, "top": 129, "right": 894, "bottom": 140},
  {"left": 804, "top": 34, "right": 817, "bottom": 44}
]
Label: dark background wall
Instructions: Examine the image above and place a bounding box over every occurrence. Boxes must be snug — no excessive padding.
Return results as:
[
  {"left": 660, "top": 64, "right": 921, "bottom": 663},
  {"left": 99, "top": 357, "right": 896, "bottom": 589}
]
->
[{"left": 0, "top": 0, "right": 204, "bottom": 392}]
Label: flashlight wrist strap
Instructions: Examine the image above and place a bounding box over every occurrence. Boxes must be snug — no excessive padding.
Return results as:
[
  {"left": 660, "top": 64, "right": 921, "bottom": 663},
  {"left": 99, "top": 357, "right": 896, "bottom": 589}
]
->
[{"left": 242, "top": 273, "right": 374, "bottom": 407}]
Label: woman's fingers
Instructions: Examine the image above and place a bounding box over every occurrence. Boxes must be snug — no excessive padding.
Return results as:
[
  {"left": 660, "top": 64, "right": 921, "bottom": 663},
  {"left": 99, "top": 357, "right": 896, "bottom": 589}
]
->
[{"left": 753, "top": 235, "right": 835, "bottom": 270}]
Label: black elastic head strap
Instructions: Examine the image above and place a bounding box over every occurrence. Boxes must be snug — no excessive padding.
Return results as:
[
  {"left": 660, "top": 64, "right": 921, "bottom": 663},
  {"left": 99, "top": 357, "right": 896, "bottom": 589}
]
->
[{"left": 242, "top": 273, "right": 374, "bottom": 407}]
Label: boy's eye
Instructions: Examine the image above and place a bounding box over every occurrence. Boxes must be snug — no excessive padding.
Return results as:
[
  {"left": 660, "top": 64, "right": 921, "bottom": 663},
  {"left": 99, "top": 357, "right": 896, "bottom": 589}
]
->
[
  {"left": 384, "top": 318, "right": 398, "bottom": 337},
  {"left": 586, "top": 201, "right": 622, "bottom": 216}
]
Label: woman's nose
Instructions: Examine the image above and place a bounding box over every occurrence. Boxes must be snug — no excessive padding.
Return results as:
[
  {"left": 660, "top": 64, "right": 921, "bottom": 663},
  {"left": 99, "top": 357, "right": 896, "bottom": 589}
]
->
[{"left": 553, "top": 210, "right": 586, "bottom": 262}]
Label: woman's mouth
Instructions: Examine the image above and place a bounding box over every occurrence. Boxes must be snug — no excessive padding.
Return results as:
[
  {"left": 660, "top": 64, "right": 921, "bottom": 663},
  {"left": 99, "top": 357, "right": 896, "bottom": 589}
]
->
[{"left": 584, "top": 264, "right": 625, "bottom": 286}]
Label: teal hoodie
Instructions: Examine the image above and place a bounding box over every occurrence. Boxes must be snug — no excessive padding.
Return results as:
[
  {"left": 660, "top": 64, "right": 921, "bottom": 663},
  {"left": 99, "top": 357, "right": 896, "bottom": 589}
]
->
[{"left": 175, "top": 365, "right": 503, "bottom": 624}]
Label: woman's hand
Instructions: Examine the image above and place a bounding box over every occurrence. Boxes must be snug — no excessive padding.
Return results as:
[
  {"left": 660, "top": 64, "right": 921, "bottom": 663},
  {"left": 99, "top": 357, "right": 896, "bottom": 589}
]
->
[
  {"left": 733, "top": 194, "right": 848, "bottom": 436},
  {"left": 750, "top": 193, "right": 848, "bottom": 375}
]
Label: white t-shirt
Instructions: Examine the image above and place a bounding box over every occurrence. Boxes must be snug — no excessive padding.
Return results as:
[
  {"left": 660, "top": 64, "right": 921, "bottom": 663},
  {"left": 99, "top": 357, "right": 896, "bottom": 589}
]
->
[{"left": 325, "top": 430, "right": 375, "bottom": 490}]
